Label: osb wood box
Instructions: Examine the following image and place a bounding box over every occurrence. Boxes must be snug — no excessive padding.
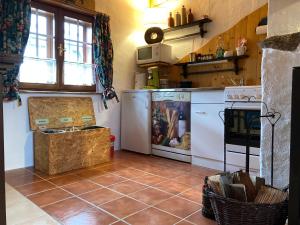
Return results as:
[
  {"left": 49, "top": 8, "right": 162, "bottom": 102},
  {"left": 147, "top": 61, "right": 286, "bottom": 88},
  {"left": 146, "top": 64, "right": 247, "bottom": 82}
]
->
[{"left": 28, "top": 97, "right": 111, "bottom": 175}]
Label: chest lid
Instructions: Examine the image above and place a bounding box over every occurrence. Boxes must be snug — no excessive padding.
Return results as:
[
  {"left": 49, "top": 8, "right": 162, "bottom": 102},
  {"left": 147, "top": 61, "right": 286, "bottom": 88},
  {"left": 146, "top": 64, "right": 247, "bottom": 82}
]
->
[{"left": 28, "top": 97, "right": 96, "bottom": 131}]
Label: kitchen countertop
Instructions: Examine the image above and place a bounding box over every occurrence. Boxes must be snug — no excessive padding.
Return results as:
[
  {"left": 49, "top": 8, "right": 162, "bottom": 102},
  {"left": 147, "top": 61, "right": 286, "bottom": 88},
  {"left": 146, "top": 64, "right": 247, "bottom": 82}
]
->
[{"left": 123, "top": 87, "right": 224, "bottom": 93}]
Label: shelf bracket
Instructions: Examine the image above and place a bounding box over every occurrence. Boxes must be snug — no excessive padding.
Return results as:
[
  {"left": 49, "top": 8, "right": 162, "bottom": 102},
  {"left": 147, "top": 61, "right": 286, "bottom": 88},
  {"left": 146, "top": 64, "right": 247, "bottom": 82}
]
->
[
  {"left": 233, "top": 58, "right": 239, "bottom": 75},
  {"left": 199, "top": 23, "right": 207, "bottom": 38},
  {"left": 182, "top": 64, "right": 188, "bottom": 78}
]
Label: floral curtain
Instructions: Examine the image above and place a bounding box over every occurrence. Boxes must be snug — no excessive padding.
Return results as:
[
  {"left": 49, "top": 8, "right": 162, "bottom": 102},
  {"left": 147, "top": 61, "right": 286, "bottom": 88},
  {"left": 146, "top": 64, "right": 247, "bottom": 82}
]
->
[
  {"left": 0, "top": 0, "right": 31, "bottom": 105},
  {"left": 93, "top": 13, "right": 119, "bottom": 109}
]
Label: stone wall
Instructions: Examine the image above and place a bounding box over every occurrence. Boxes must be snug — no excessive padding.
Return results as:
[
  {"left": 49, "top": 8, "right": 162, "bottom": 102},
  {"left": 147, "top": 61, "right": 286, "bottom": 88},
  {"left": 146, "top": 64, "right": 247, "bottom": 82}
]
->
[{"left": 261, "top": 33, "right": 300, "bottom": 187}]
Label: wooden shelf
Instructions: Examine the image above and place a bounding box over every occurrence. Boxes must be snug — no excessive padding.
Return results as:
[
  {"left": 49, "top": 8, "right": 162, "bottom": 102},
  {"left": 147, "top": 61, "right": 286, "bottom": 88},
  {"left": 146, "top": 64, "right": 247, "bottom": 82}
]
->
[
  {"left": 163, "top": 18, "right": 212, "bottom": 42},
  {"left": 138, "top": 61, "right": 171, "bottom": 68},
  {"left": 175, "top": 55, "right": 249, "bottom": 78}
]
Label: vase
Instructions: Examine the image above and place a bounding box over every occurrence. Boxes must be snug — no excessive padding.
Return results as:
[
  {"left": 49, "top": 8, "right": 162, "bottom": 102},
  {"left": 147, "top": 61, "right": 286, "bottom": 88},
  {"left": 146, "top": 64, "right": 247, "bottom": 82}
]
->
[{"left": 236, "top": 46, "right": 246, "bottom": 56}]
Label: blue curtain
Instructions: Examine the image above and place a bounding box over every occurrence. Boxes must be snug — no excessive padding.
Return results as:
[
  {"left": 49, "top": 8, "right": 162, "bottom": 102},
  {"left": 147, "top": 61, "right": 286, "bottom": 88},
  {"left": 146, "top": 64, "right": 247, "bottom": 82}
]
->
[
  {"left": 0, "top": 0, "right": 31, "bottom": 105},
  {"left": 93, "top": 13, "right": 119, "bottom": 109}
]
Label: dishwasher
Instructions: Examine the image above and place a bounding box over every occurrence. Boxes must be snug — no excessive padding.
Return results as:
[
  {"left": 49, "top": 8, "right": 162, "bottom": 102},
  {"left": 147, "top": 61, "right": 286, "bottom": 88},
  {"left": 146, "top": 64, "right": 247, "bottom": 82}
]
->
[{"left": 151, "top": 91, "right": 191, "bottom": 162}]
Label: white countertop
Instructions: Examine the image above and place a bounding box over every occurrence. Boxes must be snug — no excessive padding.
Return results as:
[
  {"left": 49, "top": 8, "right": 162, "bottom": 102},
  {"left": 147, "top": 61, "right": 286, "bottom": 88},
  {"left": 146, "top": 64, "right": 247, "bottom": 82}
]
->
[{"left": 123, "top": 87, "right": 225, "bottom": 93}]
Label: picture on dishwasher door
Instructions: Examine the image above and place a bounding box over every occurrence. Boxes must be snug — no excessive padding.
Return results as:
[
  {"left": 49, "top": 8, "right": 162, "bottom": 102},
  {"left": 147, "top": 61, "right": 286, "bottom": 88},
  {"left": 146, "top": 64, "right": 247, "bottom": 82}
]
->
[{"left": 152, "top": 100, "right": 191, "bottom": 150}]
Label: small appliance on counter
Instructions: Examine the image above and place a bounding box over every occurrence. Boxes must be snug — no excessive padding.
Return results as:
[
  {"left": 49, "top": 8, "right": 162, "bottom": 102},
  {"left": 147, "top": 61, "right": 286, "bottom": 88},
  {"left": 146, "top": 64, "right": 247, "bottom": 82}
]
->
[
  {"left": 144, "top": 66, "right": 160, "bottom": 89},
  {"left": 136, "top": 43, "right": 172, "bottom": 65}
]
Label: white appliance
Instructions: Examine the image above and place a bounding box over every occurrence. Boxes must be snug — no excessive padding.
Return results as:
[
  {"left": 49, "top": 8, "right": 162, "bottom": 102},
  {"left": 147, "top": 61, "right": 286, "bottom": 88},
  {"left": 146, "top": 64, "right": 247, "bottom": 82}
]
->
[
  {"left": 136, "top": 43, "right": 172, "bottom": 65},
  {"left": 121, "top": 91, "right": 151, "bottom": 154},
  {"left": 151, "top": 91, "right": 191, "bottom": 162},
  {"left": 224, "top": 86, "right": 262, "bottom": 173}
]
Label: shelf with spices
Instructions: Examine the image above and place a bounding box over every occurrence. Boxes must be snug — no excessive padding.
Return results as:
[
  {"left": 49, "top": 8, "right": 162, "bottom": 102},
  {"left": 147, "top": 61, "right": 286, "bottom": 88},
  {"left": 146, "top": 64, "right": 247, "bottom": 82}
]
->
[{"left": 175, "top": 55, "right": 249, "bottom": 78}]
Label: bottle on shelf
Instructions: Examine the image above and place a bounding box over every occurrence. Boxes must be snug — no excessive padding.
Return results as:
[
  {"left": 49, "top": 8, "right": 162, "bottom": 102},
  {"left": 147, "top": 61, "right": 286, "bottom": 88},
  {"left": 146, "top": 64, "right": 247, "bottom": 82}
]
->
[
  {"left": 168, "top": 12, "right": 175, "bottom": 28},
  {"left": 181, "top": 5, "right": 187, "bottom": 25},
  {"left": 187, "top": 9, "right": 194, "bottom": 23},
  {"left": 175, "top": 11, "right": 181, "bottom": 26},
  {"left": 216, "top": 36, "right": 225, "bottom": 58}
]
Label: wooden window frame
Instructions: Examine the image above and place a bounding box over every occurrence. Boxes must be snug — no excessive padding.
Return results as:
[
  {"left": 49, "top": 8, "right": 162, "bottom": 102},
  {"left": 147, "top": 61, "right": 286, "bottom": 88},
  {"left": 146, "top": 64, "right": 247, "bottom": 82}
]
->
[{"left": 20, "top": 1, "right": 96, "bottom": 92}]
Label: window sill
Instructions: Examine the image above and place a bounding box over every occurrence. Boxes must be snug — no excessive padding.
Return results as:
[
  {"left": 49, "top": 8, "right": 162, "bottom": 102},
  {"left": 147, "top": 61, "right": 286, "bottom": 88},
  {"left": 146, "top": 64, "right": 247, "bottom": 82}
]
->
[{"left": 19, "top": 90, "right": 101, "bottom": 95}]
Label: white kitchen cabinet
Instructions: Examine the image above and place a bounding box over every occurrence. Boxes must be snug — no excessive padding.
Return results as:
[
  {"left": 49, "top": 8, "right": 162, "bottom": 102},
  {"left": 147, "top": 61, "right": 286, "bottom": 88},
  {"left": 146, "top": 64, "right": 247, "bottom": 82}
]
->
[
  {"left": 191, "top": 90, "right": 224, "bottom": 170},
  {"left": 121, "top": 91, "right": 151, "bottom": 154},
  {"left": 191, "top": 90, "right": 224, "bottom": 104},
  {"left": 191, "top": 104, "right": 224, "bottom": 159}
]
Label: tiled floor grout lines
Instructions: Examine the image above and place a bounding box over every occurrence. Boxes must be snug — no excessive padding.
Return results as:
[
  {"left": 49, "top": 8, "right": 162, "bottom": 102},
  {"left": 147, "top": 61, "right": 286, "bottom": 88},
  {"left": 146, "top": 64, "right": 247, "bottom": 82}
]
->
[
  {"left": 7, "top": 156, "right": 211, "bottom": 225},
  {"left": 38, "top": 165, "right": 202, "bottom": 224}
]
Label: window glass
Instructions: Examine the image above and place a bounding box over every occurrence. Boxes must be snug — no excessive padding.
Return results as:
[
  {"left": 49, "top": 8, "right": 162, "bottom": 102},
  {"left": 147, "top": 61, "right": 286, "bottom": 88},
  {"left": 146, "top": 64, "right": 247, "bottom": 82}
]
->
[
  {"left": 20, "top": 8, "right": 56, "bottom": 84},
  {"left": 63, "top": 17, "right": 94, "bottom": 86}
]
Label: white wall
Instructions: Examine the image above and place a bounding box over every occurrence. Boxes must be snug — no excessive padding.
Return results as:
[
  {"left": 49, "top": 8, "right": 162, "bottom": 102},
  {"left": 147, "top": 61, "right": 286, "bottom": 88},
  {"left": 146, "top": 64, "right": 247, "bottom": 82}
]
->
[
  {"left": 268, "top": 0, "right": 300, "bottom": 37},
  {"left": 143, "top": 0, "right": 267, "bottom": 60}
]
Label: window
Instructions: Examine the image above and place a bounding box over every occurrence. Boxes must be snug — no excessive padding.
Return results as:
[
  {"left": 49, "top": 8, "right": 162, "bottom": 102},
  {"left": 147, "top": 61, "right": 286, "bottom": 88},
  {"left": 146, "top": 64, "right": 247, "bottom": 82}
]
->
[
  {"left": 20, "top": 8, "right": 56, "bottom": 85},
  {"left": 19, "top": 1, "right": 95, "bottom": 92},
  {"left": 64, "top": 17, "right": 93, "bottom": 86}
]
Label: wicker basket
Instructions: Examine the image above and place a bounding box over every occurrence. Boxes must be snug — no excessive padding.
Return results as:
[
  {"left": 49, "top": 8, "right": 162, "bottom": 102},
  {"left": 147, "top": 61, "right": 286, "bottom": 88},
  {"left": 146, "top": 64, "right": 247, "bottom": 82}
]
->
[
  {"left": 202, "top": 176, "right": 215, "bottom": 220},
  {"left": 208, "top": 192, "right": 288, "bottom": 225}
]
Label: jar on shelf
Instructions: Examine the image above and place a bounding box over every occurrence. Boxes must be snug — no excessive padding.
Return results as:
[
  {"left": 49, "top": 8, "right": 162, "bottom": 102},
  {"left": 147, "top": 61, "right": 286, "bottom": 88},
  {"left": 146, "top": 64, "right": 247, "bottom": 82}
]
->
[
  {"left": 168, "top": 12, "right": 175, "bottom": 28},
  {"left": 175, "top": 11, "right": 181, "bottom": 26},
  {"left": 188, "top": 9, "right": 194, "bottom": 23}
]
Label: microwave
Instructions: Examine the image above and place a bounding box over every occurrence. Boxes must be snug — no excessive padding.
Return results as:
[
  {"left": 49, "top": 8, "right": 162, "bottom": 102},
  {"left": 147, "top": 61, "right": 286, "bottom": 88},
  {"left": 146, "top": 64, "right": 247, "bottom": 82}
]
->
[{"left": 136, "top": 43, "right": 172, "bottom": 65}]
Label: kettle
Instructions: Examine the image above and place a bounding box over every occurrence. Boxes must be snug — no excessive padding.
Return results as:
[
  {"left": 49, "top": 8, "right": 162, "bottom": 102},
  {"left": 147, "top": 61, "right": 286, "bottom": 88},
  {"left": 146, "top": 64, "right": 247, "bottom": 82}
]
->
[{"left": 145, "top": 66, "right": 160, "bottom": 89}]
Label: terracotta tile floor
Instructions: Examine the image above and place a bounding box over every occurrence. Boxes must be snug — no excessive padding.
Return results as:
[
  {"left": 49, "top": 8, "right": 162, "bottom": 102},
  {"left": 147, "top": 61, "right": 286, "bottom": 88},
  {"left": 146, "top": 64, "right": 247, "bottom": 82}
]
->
[{"left": 6, "top": 150, "right": 218, "bottom": 225}]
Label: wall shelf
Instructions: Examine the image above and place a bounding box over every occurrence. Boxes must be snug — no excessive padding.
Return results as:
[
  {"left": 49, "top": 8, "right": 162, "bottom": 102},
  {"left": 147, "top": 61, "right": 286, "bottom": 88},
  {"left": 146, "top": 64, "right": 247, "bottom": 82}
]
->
[
  {"left": 175, "top": 55, "right": 249, "bottom": 78},
  {"left": 163, "top": 18, "right": 212, "bottom": 42},
  {"left": 137, "top": 61, "right": 171, "bottom": 68}
]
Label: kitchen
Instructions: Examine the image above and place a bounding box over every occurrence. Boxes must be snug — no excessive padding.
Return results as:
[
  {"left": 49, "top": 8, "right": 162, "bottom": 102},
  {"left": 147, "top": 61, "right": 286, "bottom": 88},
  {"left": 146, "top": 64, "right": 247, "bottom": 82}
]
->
[
  {"left": 121, "top": 1, "right": 267, "bottom": 175},
  {"left": 1, "top": 0, "right": 299, "bottom": 224}
]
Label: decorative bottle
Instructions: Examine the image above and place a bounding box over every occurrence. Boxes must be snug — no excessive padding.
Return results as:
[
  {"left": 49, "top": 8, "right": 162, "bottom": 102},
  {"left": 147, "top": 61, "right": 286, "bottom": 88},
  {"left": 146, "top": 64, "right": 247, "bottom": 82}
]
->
[
  {"left": 178, "top": 110, "right": 186, "bottom": 138},
  {"left": 216, "top": 36, "right": 225, "bottom": 58},
  {"left": 168, "top": 12, "right": 175, "bottom": 28},
  {"left": 181, "top": 5, "right": 187, "bottom": 25},
  {"left": 187, "top": 9, "right": 194, "bottom": 23},
  {"left": 175, "top": 11, "right": 181, "bottom": 26}
]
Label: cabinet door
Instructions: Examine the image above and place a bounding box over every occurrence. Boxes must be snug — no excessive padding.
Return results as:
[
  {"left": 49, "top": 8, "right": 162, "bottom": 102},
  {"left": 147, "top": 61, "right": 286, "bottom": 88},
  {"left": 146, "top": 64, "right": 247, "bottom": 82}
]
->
[
  {"left": 121, "top": 92, "right": 151, "bottom": 154},
  {"left": 191, "top": 104, "right": 224, "bottom": 161}
]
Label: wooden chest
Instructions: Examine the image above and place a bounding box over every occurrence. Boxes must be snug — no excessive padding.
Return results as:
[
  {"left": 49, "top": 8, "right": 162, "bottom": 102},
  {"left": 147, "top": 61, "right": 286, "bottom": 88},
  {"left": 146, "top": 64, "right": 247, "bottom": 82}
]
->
[{"left": 28, "top": 97, "right": 111, "bottom": 175}]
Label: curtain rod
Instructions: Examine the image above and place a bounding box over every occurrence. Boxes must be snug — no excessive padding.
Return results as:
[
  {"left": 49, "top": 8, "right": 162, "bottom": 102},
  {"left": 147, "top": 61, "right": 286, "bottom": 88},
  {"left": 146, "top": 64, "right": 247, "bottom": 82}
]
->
[{"left": 33, "top": 0, "right": 98, "bottom": 16}]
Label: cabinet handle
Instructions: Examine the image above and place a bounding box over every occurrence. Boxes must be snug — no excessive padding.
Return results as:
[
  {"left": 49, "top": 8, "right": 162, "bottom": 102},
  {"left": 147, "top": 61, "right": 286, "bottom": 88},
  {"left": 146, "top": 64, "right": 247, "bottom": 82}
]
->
[{"left": 196, "top": 112, "right": 207, "bottom": 115}]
